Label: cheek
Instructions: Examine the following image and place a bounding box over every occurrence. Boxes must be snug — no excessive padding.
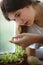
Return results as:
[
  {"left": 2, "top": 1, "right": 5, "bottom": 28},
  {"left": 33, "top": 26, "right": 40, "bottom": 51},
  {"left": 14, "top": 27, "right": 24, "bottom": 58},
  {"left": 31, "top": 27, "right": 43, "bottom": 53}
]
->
[
  {"left": 28, "top": 13, "right": 35, "bottom": 24},
  {"left": 26, "top": 12, "right": 35, "bottom": 26},
  {"left": 22, "top": 11, "right": 35, "bottom": 20},
  {"left": 16, "top": 18, "right": 24, "bottom": 25},
  {"left": 28, "top": 12, "right": 35, "bottom": 18},
  {"left": 28, "top": 12, "right": 35, "bottom": 25}
]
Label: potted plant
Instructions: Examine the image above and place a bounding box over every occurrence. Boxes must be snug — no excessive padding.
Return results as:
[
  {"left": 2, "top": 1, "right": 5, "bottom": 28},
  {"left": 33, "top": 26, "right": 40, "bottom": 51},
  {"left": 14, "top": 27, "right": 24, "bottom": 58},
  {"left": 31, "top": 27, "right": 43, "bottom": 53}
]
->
[{"left": 0, "top": 46, "right": 27, "bottom": 65}]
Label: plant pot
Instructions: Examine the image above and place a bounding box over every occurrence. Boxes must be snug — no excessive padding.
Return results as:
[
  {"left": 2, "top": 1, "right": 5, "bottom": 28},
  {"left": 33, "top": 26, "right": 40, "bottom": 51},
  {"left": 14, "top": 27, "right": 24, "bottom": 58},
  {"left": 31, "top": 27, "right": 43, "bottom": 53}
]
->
[
  {"left": 0, "top": 61, "right": 22, "bottom": 65},
  {"left": 0, "top": 60, "right": 29, "bottom": 65},
  {"left": 0, "top": 54, "right": 29, "bottom": 65}
]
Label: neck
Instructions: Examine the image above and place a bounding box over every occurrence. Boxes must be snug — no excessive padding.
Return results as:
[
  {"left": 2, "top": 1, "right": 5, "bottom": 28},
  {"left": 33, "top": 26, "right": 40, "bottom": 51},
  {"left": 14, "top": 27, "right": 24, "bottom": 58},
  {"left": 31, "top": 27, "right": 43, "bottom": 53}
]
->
[{"left": 35, "top": 3, "right": 43, "bottom": 28}]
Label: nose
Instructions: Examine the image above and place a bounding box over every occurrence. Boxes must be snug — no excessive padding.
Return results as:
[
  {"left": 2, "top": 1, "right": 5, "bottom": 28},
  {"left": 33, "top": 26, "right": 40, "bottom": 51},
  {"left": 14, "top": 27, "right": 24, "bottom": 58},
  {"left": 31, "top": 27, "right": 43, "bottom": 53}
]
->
[
  {"left": 20, "top": 17, "right": 26, "bottom": 24},
  {"left": 17, "top": 18, "right": 25, "bottom": 25},
  {"left": 16, "top": 17, "right": 26, "bottom": 25},
  {"left": 21, "top": 18, "right": 24, "bottom": 22}
]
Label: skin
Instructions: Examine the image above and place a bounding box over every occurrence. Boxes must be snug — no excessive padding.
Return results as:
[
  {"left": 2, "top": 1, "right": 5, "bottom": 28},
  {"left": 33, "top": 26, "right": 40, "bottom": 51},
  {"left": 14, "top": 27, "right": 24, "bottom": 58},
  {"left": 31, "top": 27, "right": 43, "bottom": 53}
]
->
[
  {"left": 7, "top": 5, "right": 43, "bottom": 48},
  {"left": 8, "top": 5, "right": 36, "bottom": 26},
  {"left": 9, "top": 33, "right": 43, "bottom": 48}
]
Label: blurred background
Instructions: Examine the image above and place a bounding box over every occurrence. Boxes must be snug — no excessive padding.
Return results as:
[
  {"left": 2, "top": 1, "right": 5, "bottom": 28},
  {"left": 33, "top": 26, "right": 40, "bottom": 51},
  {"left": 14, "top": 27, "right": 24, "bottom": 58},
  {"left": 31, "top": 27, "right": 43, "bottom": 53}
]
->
[
  {"left": 0, "top": 7, "right": 17, "bottom": 54},
  {"left": 0, "top": 0, "right": 43, "bottom": 58}
]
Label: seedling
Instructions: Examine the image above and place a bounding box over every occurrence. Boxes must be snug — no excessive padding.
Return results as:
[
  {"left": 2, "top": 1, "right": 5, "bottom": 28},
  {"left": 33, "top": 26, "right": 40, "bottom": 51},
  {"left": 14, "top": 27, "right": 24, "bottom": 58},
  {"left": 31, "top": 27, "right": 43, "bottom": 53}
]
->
[{"left": 0, "top": 46, "right": 26, "bottom": 64}]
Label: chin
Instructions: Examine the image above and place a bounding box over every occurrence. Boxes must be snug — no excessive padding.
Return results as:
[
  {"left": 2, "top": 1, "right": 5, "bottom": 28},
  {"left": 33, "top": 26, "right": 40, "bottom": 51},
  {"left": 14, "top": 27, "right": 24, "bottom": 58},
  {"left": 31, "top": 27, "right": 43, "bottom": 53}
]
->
[{"left": 27, "top": 22, "right": 33, "bottom": 26}]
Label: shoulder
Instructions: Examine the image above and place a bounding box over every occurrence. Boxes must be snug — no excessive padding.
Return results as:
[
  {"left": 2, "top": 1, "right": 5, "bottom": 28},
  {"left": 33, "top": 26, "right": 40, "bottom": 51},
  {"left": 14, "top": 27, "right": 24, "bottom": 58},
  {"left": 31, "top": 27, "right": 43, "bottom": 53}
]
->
[
  {"left": 35, "top": 3, "right": 43, "bottom": 27},
  {"left": 39, "top": 3, "right": 43, "bottom": 10}
]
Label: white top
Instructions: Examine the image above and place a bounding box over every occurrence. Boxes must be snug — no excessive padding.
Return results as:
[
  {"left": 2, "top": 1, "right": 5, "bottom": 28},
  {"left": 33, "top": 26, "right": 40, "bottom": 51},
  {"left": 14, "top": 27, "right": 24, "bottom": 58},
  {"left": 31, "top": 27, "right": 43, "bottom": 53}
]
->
[
  {"left": 28, "top": 24, "right": 43, "bottom": 58},
  {"left": 28, "top": 24, "right": 43, "bottom": 34}
]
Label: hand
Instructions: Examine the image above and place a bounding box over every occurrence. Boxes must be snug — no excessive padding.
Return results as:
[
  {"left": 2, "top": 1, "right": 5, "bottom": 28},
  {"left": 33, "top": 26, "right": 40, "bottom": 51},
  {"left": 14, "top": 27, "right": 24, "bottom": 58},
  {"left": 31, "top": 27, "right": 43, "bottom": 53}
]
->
[{"left": 9, "top": 33, "right": 36, "bottom": 47}]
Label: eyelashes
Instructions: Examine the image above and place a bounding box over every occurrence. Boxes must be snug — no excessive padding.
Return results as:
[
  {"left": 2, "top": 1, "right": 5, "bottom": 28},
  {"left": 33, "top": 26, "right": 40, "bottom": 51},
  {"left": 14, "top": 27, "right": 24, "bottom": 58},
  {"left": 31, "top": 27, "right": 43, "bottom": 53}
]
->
[
  {"left": 15, "top": 13, "right": 20, "bottom": 17},
  {"left": 15, "top": 12, "right": 21, "bottom": 17}
]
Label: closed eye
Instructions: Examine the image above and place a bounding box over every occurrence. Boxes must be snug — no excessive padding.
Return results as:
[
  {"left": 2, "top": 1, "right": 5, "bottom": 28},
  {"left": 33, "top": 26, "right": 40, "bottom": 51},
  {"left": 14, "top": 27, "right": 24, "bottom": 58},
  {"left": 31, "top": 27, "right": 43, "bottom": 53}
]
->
[{"left": 15, "top": 12, "right": 21, "bottom": 17}]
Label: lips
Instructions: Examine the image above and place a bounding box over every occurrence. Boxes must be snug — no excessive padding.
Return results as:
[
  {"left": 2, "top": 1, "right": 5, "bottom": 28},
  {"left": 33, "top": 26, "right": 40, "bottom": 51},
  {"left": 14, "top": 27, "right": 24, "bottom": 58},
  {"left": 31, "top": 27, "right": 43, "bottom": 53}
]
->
[
  {"left": 24, "top": 21, "right": 28, "bottom": 25},
  {"left": 24, "top": 21, "right": 31, "bottom": 26}
]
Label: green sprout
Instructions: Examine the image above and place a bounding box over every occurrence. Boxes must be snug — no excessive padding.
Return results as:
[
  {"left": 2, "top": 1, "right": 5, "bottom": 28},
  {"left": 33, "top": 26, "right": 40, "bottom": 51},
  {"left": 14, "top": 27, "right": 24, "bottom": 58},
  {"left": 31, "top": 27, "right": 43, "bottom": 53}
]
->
[{"left": 0, "top": 46, "right": 26, "bottom": 64}]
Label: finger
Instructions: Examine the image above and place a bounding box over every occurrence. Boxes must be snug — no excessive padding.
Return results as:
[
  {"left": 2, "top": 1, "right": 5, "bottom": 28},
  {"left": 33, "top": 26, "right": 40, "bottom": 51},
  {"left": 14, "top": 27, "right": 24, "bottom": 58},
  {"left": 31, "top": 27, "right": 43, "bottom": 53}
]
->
[
  {"left": 12, "top": 34, "right": 23, "bottom": 40},
  {"left": 9, "top": 39, "right": 21, "bottom": 45},
  {"left": 9, "top": 39, "right": 27, "bottom": 48},
  {"left": 12, "top": 37, "right": 18, "bottom": 40},
  {"left": 9, "top": 40, "right": 16, "bottom": 43}
]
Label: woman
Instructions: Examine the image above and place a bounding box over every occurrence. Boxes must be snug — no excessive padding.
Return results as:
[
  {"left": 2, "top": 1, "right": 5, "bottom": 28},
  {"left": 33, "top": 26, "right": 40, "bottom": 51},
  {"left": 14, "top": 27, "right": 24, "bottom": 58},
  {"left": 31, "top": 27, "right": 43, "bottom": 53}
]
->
[{"left": 1, "top": 0, "right": 43, "bottom": 58}]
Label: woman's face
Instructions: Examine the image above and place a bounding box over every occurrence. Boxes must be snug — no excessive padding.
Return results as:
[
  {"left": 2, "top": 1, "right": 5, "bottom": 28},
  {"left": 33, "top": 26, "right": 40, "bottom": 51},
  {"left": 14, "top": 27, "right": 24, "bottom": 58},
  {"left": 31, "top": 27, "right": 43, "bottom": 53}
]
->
[{"left": 8, "top": 5, "right": 36, "bottom": 26}]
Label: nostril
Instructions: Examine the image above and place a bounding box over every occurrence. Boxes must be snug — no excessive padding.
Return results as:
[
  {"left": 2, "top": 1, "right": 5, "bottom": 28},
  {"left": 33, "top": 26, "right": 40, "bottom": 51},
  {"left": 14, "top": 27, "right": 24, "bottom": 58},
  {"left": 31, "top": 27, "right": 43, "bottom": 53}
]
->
[{"left": 24, "top": 21, "right": 28, "bottom": 25}]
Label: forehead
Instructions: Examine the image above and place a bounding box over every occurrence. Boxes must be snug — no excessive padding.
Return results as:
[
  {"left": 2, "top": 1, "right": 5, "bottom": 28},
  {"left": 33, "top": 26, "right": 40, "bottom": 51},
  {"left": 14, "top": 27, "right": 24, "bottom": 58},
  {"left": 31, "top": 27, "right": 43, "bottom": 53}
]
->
[
  {"left": 8, "top": 9, "right": 22, "bottom": 20},
  {"left": 7, "top": 7, "right": 28, "bottom": 20}
]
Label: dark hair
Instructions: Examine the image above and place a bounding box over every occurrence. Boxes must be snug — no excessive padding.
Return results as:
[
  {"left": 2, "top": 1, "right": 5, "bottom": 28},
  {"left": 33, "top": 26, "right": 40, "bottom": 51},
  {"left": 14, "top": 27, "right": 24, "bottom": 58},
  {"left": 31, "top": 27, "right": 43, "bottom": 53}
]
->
[{"left": 1, "top": 0, "right": 40, "bottom": 20}]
